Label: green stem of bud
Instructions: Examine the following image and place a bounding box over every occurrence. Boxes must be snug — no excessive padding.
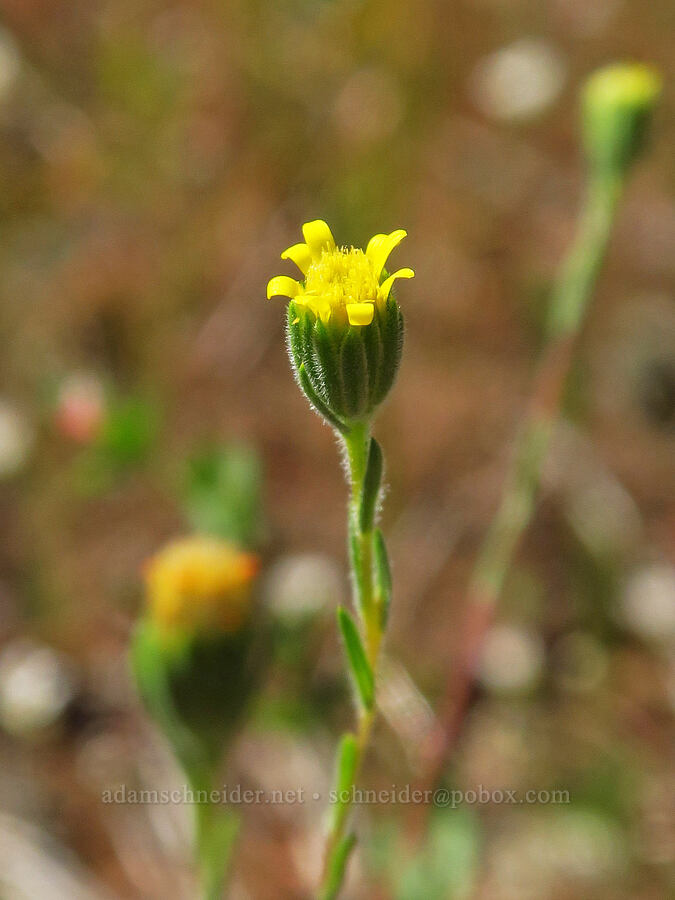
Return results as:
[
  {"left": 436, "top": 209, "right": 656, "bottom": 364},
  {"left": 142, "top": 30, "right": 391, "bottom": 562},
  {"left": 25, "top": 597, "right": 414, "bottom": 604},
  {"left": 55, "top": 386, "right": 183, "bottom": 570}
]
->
[
  {"left": 344, "top": 423, "right": 381, "bottom": 659},
  {"left": 420, "top": 64, "right": 661, "bottom": 807},
  {"left": 474, "top": 162, "right": 629, "bottom": 648},
  {"left": 194, "top": 795, "right": 239, "bottom": 900},
  {"left": 319, "top": 421, "right": 393, "bottom": 898},
  {"left": 546, "top": 171, "right": 622, "bottom": 339}
]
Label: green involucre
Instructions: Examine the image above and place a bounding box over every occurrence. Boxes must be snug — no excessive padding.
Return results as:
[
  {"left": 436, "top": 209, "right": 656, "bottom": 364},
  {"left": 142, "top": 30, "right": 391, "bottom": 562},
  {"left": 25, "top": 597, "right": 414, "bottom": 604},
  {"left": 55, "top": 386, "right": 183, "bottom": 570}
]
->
[
  {"left": 130, "top": 618, "right": 261, "bottom": 773},
  {"left": 287, "top": 296, "right": 403, "bottom": 429}
]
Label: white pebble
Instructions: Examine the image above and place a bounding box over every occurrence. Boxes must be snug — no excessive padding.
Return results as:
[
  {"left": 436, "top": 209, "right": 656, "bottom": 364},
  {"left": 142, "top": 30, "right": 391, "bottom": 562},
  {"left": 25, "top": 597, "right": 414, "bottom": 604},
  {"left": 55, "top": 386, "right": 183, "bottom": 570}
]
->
[
  {"left": 478, "top": 624, "right": 545, "bottom": 693},
  {"left": 470, "top": 38, "right": 567, "bottom": 122}
]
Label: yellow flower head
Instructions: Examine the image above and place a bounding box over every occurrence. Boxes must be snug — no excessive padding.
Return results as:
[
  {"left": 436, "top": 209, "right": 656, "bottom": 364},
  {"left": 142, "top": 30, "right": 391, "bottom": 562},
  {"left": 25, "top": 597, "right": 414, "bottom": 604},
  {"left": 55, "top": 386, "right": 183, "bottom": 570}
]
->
[
  {"left": 144, "top": 536, "right": 259, "bottom": 633},
  {"left": 267, "top": 220, "right": 414, "bottom": 327}
]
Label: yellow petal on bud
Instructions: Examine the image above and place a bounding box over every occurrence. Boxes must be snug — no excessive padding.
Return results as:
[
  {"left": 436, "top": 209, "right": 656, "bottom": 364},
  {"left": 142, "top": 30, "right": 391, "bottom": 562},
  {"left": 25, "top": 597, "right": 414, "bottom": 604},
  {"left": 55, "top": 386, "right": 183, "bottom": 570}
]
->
[
  {"left": 365, "top": 233, "right": 387, "bottom": 259},
  {"left": 302, "top": 220, "right": 335, "bottom": 258},
  {"left": 347, "top": 302, "right": 375, "bottom": 326},
  {"left": 281, "top": 243, "right": 313, "bottom": 275},
  {"left": 268, "top": 222, "right": 412, "bottom": 333},
  {"left": 379, "top": 267, "right": 415, "bottom": 299},
  {"left": 267, "top": 276, "right": 301, "bottom": 300},
  {"left": 367, "top": 229, "right": 407, "bottom": 281}
]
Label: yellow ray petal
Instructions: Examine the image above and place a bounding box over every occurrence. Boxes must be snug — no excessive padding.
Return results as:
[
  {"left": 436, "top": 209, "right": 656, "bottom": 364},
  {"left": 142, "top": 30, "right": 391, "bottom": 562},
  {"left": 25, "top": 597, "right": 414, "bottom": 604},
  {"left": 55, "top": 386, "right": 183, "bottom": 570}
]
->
[
  {"left": 266, "top": 276, "right": 301, "bottom": 300},
  {"left": 346, "top": 302, "right": 375, "bottom": 326},
  {"left": 281, "top": 243, "right": 312, "bottom": 275},
  {"left": 379, "top": 267, "right": 414, "bottom": 299},
  {"left": 302, "top": 220, "right": 335, "bottom": 258},
  {"left": 367, "top": 229, "right": 407, "bottom": 281},
  {"left": 365, "top": 233, "right": 387, "bottom": 259}
]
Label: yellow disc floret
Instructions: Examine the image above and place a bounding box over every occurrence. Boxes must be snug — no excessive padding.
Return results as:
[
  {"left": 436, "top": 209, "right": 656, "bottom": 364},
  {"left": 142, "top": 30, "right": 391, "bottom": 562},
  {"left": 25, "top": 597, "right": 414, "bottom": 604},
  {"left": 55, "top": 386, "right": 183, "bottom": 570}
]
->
[
  {"left": 267, "top": 219, "right": 414, "bottom": 326},
  {"left": 303, "top": 246, "right": 380, "bottom": 326},
  {"left": 144, "top": 536, "right": 259, "bottom": 633}
]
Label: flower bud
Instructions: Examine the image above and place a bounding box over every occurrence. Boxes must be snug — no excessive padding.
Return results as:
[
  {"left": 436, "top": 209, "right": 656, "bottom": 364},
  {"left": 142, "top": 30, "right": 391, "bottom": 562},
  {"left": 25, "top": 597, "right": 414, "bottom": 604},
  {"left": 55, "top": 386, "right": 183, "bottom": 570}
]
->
[
  {"left": 131, "top": 537, "right": 261, "bottom": 771},
  {"left": 582, "top": 63, "right": 662, "bottom": 175},
  {"left": 267, "top": 220, "right": 412, "bottom": 430}
]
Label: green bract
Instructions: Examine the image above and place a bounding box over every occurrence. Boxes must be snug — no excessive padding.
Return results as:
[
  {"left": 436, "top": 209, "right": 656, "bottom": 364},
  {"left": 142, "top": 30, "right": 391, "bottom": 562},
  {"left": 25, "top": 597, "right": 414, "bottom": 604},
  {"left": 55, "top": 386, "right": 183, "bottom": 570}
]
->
[{"left": 131, "top": 619, "right": 260, "bottom": 774}]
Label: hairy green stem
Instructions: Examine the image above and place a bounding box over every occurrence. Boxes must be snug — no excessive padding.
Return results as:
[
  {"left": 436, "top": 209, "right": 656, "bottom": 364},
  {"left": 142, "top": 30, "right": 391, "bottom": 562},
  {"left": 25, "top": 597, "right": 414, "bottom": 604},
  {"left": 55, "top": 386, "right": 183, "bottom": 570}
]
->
[{"left": 319, "top": 421, "right": 388, "bottom": 898}]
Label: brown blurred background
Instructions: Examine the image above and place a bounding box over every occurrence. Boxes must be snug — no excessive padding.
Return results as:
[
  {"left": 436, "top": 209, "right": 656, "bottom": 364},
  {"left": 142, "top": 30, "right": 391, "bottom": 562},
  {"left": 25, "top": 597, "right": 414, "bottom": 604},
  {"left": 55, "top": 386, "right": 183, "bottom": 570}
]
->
[{"left": 0, "top": 0, "right": 673, "bottom": 897}]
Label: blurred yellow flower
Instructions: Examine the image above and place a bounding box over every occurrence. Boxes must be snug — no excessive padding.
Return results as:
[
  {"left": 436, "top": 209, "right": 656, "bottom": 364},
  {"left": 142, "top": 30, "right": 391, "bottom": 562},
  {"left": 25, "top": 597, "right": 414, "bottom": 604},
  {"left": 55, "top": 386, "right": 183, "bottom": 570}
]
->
[
  {"left": 583, "top": 62, "right": 662, "bottom": 113},
  {"left": 582, "top": 62, "right": 662, "bottom": 174},
  {"left": 144, "top": 536, "right": 259, "bottom": 633},
  {"left": 267, "top": 219, "right": 413, "bottom": 327}
]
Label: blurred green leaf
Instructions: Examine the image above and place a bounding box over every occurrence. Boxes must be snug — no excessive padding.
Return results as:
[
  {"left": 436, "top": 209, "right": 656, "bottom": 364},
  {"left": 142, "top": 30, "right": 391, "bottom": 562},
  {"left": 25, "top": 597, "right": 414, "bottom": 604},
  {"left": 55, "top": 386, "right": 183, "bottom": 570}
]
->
[
  {"left": 183, "top": 444, "right": 264, "bottom": 546},
  {"left": 373, "top": 528, "right": 392, "bottom": 627},
  {"left": 330, "top": 732, "right": 358, "bottom": 835},
  {"left": 320, "top": 832, "right": 357, "bottom": 900},
  {"left": 98, "top": 396, "right": 159, "bottom": 466},
  {"left": 69, "top": 395, "right": 161, "bottom": 496},
  {"left": 337, "top": 606, "right": 374, "bottom": 710},
  {"left": 370, "top": 810, "right": 480, "bottom": 900}
]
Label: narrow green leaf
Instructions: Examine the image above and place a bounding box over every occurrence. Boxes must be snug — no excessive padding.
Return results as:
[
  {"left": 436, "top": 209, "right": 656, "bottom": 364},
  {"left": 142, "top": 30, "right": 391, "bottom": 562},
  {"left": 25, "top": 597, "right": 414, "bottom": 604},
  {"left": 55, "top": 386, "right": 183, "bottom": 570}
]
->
[
  {"left": 330, "top": 733, "right": 358, "bottom": 834},
  {"left": 297, "top": 363, "right": 348, "bottom": 435},
  {"left": 337, "top": 607, "right": 374, "bottom": 710},
  {"left": 348, "top": 523, "right": 365, "bottom": 613},
  {"left": 320, "top": 832, "right": 357, "bottom": 900},
  {"left": 373, "top": 529, "right": 392, "bottom": 627},
  {"left": 359, "top": 438, "right": 383, "bottom": 533}
]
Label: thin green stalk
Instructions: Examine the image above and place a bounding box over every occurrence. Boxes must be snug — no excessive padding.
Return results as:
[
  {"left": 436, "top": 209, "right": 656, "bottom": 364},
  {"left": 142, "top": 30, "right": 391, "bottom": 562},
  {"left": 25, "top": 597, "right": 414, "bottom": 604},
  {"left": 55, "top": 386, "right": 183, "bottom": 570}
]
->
[
  {"left": 547, "top": 172, "right": 623, "bottom": 339},
  {"left": 472, "top": 170, "right": 622, "bottom": 603},
  {"left": 345, "top": 423, "right": 381, "bottom": 656},
  {"left": 319, "top": 422, "right": 390, "bottom": 898},
  {"left": 418, "top": 168, "right": 627, "bottom": 806},
  {"left": 187, "top": 766, "right": 239, "bottom": 900}
]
